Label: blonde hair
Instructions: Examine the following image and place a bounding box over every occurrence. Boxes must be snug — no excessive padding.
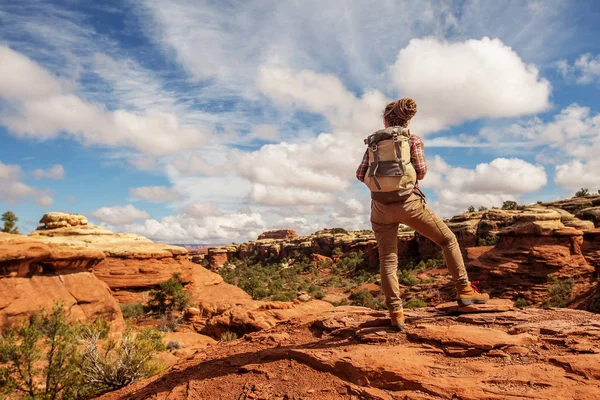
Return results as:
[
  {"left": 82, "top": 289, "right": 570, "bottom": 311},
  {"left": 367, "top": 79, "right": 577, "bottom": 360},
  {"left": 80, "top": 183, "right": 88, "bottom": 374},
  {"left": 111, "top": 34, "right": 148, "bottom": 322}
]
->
[{"left": 383, "top": 98, "right": 417, "bottom": 127}]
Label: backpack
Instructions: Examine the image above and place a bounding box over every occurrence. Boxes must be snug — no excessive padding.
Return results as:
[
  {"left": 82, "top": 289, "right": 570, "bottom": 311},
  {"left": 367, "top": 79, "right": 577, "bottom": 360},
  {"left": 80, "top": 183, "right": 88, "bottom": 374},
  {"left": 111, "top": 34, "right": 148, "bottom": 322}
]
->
[{"left": 363, "top": 126, "right": 417, "bottom": 203}]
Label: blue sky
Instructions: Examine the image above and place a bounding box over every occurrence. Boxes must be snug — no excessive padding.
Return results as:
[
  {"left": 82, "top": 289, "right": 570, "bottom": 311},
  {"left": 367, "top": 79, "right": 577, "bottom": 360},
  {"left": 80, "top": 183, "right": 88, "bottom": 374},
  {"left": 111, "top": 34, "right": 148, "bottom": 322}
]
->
[{"left": 1, "top": 0, "right": 599, "bottom": 243}]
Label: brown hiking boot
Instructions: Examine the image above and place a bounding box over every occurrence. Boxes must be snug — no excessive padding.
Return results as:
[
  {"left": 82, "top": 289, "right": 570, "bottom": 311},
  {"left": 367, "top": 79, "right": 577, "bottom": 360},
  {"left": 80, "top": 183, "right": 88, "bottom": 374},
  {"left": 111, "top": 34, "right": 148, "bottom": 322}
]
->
[
  {"left": 456, "top": 281, "right": 490, "bottom": 306},
  {"left": 390, "top": 309, "right": 405, "bottom": 331}
]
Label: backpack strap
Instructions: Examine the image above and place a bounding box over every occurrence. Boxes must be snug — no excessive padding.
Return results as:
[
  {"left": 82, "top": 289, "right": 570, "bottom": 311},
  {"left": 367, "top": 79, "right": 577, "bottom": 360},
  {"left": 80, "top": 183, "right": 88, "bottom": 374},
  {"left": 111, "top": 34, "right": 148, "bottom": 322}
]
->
[
  {"left": 367, "top": 143, "right": 382, "bottom": 190},
  {"left": 392, "top": 131, "right": 406, "bottom": 176}
]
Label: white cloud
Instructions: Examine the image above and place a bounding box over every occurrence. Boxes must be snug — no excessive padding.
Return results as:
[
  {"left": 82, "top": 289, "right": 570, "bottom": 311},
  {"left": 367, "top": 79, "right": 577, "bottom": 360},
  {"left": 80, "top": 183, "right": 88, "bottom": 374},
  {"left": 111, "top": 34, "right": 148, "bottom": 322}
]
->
[
  {"left": 130, "top": 186, "right": 183, "bottom": 203},
  {"left": 33, "top": 164, "right": 64, "bottom": 180},
  {"left": 0, "top": 161, "right": 51, "bottom": 206},
  {"left": 390, "top": 37, "right": 551, "bottom": 134},
  {"left": 92, "top": 204, "right": 150, "bottom": 225},
  {"left": 554, "top": 160, "right": 600, "bottom": 191},
  {"left": 182, "top": 202, "right": 224, "bottom": 218},
  {"left": 118, "top": 212, "right": 266, "bottom": 244},
  {"left": 558, "top": 53, "right": 600, "bottom": 85},
  {"left": 251, "top": 124, "right": 278, "bottom": 141},
  {"left": 249, "top": 184, "right": 337, "bottom": 206},
  {"left": 0, "top": 45, "right": 207, "bottom": 155},
  {"left": 420, "top": 156, "right": 547, "bottom": 217}
]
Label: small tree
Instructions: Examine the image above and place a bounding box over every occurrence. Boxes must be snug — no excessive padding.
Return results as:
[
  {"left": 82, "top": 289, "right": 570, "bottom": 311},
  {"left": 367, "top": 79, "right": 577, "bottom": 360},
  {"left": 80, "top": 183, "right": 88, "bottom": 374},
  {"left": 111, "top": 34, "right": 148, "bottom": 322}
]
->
[
  {"left": 147, "top": 273, "right": 191, "bottom": 315},
  {"left": 478, "top": 206, "right": 488, "bottom": 211},
  {"left": 0, "top": 304, "right": 83, "bottom": 399},
  {"left": 467, "top": 205, "right": 475, "bottom": 213},
  {"left": 1, "top": 211, "right": 19, "bottom": 234},
  {"left": 501, "top": 200, "right": 518, "bottom": 210},
  {"left": 574, "top": 188, "right": 590, "bottom": 198}
]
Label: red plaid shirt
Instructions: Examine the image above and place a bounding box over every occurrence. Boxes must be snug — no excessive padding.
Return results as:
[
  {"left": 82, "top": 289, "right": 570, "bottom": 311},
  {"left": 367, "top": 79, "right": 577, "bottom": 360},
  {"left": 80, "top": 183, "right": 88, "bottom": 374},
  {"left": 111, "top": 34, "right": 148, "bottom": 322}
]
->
[{"left": 356, "top": 135, "right": 427, "bottom": 198}]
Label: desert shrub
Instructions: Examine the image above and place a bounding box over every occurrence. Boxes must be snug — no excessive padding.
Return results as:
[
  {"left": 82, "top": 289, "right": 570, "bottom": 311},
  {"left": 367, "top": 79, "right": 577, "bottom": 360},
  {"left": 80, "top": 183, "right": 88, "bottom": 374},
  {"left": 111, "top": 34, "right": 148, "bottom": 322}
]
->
[
  {"left": 120, "top": 303, "right": 145, "bottom": 319},
  {"left": 514, "top": 298, "right": 528, "bottom": 308},
  {"left": 399, "top": 225, "right": 414, "bottom": 232},
  {"left": 501, "top": 200, "right": 518, "bottom": 210},
  {"left": 349, "top": 289, "right": 378, "bottom": 309},
  {"left": 330, "top": 228, "right": 349, "bottom": 234},
  {"left": 336, "top": 251, "right": 365, "bottom": 272},
  {"left": 0, "top": 304, "right": 164, "bottom": 399},
  {"left": 478, "top": 206, "right": 488, "bottom": 211},
  {"left": 332, "top": 298, "right": 349, "bottom": 307},
  {"left": 477, "top": 235, "right": 499, "bottom": 246},
  {"left": 404, "top": 298, "right": 427, "bottom": 308},
  {"left": 156, "top": 314, "right": 181, "bottom": 332},
  {"left": 467, "top": 205, "right": 475, "bottom": 213},
  {"left": 148, "top": 273, "right": 191, "bottom": 315},
  {"left": 219, "top": 331, "right": 238, "bottom": 342},
  {"left": 166, "top": 341, "right": 182, "bottom": 351},
  {"left": 574, "top": 188, "right": 590, "bottom": 198},
  {"left": 332, "top": 247, "right": 344, "bottom": 257},
  {"left": 542, "top": 277, "right": 574, "bottom": 308},
  {"left": 79, "top": 325, "right": 164, "bottom": 394},
  {"left": 270, "top": 292, "right": 294, "bottom": 302},
  {"left": 398, "top": 270, "right": 419, "bottom": 286},
  {"left": 0, "top": 304, "right": 84, "bottom": 399},
  {"left": 313, "top": 291, "right": 325, "bottom": 300}
]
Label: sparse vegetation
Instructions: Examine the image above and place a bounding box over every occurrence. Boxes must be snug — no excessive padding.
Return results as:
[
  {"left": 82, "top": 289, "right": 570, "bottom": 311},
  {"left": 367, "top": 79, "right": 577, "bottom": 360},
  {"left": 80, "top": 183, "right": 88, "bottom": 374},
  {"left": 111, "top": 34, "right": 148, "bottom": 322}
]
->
[
  {"left": 404, "top": 298, "right": 427, "bottom": 308},
  {"left": 477, "top": 235, "right": 499, "bottom": 246},
  {"left": 120, "top": 303, "right": 145, "bottom": 319},
  {"left": 166, "top": 341, "right": 182, "bottom": 351},
  {"left": 399, "top": 225, "right": 414, "bottom": 232},
  {"left": 574, "top": 188, "right": 590, "bottom": 198},
  {"left": 467, "top": 205, "right": 475, "bottom": 213},
  {"left": 329, "top": 228, "right": 348, "bottom": 234},
  {"left": 219, "top": 331, "right": 238, "bottom": 342},
  {"left": 349, "top": 289, "right": 385, "bottom": 310},
  {"left": 478, "top": 206, "right": 488, "bottom": 211},
  {"left": 398, "top": 270, "right": 419, "bottom": 286},
  {"left": 148, "top": 273, "right": 192, "bottom": 315},
  {"left": 514, "top": 298, "right": 528, "bottom": 308},
  {"left": 1, "top": 210, "right": 19, "bottom": 234},
  {"left": 0, "top": 303, "right": 164, "bottom": 399},
  {"left": 502, "top": 200, "right": 518, "bottom": 210},
  {"left": 542, "top": 277, "right": 574, "bottom": 308}
]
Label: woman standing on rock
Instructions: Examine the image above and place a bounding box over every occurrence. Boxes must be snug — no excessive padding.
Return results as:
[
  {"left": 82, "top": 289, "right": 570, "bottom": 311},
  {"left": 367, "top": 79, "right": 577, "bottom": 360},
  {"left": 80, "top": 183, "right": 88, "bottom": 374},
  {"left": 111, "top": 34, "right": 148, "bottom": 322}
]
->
[{"left": 356, "top": 98, "right": 489, "bottom": 330}]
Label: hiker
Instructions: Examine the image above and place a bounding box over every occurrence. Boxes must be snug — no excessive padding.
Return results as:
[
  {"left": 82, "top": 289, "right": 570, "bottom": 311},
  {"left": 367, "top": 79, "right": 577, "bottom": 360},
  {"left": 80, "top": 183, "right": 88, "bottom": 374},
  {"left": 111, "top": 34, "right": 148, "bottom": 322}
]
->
[{"left": 356, "top": 98, "right": 489, "bottom": 330}]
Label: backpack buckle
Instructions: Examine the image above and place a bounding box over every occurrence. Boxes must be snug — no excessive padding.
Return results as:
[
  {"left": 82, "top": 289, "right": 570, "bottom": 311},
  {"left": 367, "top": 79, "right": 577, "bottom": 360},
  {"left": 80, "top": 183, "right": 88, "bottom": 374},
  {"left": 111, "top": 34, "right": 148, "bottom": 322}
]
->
[
  {"left": 371, "top": 144, "right": 378, "bottom": 152},
  {"left": 392, "top": 132, "right": 400, "bottom": 142}
]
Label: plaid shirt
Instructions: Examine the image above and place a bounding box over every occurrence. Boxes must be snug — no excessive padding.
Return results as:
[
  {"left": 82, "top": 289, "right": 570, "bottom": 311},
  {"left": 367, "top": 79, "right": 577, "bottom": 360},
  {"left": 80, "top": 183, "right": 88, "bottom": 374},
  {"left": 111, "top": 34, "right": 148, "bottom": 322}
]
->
[{"left": 356, "top": 135, "right": 427, "bottom": 198}]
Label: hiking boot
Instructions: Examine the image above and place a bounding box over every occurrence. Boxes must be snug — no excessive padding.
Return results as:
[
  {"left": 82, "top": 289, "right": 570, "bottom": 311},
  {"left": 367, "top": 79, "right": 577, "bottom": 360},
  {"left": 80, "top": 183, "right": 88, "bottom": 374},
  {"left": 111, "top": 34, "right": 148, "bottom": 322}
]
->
[
  {"left": 456, "top": 281, "right": 490, "bottom": 306},
  {"left": 389, "top": 308, "right": 405, "bottom": 331}
]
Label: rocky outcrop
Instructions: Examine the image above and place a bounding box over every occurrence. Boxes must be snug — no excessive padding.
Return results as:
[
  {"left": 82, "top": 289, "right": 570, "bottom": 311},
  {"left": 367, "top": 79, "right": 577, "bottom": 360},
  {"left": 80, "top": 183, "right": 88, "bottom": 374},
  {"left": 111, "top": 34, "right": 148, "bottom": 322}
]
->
[
  {"left": 97, "top": 304, "right": 600, "bottom": 400},
  {"left": 467, "top": 209, "right": 595, "bottom": 305},
  {"left": 257, "top": 229, "right": 298, "bottom": 240},
  {"left": 30, "top": 213, "right": 194, "bottom": 303},
  {"left": 0, "top": 233, "right": 122, "bottom": 329},
  {"left": 206, "top": 230, "right": 417, "bottom": 271}
]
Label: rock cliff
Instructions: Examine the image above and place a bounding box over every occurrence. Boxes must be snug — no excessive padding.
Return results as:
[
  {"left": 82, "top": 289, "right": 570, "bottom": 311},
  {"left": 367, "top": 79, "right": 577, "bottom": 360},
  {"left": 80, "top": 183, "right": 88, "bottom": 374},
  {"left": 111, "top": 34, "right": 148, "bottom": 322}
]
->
[{"left": 97, "top": 301, "right": 600, "bottom": 400}]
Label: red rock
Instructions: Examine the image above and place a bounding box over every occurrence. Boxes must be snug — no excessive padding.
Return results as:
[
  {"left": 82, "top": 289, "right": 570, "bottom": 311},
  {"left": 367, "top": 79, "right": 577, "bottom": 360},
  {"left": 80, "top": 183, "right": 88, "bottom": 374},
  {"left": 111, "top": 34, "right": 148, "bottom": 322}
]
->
[{"left": 257, "top": 230, "right": 298, "bottom": 240}]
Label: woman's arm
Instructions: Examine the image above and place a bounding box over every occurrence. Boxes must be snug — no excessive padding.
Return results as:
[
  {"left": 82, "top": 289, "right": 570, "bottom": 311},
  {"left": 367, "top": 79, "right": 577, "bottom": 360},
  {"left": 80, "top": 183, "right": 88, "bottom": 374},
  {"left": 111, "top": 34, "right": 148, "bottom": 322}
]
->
[
  {"left": 356, "top": 150, "right": 369, "bottom": 182},
  {"left": 410, "top": 136, "right": 427, "bottom": 180}
]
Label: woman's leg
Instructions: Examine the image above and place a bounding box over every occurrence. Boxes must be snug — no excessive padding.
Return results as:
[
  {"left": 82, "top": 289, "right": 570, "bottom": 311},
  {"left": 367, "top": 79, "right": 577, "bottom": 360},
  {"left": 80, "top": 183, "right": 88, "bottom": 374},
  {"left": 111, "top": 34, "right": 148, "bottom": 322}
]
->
[
  {"left": 397, "top": 196, "right": 470, "bottom": 285},
  {"left": 372, "top": 220, "right": 402, "bottom": 311}
]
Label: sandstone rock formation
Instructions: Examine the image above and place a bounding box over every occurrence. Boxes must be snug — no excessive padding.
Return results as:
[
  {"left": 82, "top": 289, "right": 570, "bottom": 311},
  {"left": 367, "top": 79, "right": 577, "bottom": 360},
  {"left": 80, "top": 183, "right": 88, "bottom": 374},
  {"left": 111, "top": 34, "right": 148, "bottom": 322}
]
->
[
  {"left": 257, "top": 229, "right": 298, "bottom": 240},
  {"left": 97, "top": 304, "right": 600, "bottom": 400},
  {"left": 30, "top": 213, "right": 194, "bottom": 303},
  {"left": 0, "top": 232, "right": 122, "bottom": 329}
]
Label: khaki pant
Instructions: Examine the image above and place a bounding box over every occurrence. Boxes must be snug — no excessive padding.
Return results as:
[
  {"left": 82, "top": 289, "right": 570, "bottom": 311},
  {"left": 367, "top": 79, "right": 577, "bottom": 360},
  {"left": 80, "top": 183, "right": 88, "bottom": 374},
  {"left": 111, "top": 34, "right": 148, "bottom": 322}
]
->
[{"left": 371, "top": 193, "right": 470, "bottom": 311}]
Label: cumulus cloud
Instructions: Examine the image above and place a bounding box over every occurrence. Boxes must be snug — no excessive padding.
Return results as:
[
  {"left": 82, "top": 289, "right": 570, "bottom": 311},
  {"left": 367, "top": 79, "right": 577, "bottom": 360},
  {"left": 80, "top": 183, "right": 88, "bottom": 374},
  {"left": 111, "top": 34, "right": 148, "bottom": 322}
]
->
[
  {"left": 130, "top": 186, "right": 184, "bottom": 203},
  {"left": 117, "top": 212, "right": 266, "bottom": 244},
  {"left": 420, "top": 156, "right": 547, "bottom": 217},
  {"left": 92, "top": 204, "right": 150, "bottom": 225},
  {"left": 0, "top": 45, "right": 207, "bottom": 155},
  {"left": 182, "top": 202, "right": 224, "bottom": 218},
  {"left": 251, "top": 124, "right": 279, "bottom": 141},
  {"left": 33, "top": 164, "right": 64, "bottom": 180},
  {"left": 558, "top": 53, "right": 600, "bottom": 85},
  {"left": 554, "top": 160, "right": 600, "bottom": 191},
  {"left": 0, "top": 161, "right": 51, "bottom": 205},
  {"left": 249, "top": 184, "right": 337, "bottom": 206},
  {"left": 390, "top": 37, "right": 551, "bottom": 134}
]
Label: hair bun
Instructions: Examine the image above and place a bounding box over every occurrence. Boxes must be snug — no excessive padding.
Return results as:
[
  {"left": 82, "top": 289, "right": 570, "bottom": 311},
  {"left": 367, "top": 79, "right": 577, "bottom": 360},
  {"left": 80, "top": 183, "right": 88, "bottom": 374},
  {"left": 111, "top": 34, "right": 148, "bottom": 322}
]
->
[{"left": 395, "top": 98, "right": 417, "bottom": 120}]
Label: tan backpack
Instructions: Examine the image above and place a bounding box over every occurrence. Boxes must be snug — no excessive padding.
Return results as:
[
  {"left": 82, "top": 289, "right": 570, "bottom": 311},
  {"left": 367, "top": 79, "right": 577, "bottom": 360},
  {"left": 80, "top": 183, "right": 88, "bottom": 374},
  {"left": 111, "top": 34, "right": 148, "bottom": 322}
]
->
[{"left": 363, "top": 126, "right": 417, "bottom": 203}]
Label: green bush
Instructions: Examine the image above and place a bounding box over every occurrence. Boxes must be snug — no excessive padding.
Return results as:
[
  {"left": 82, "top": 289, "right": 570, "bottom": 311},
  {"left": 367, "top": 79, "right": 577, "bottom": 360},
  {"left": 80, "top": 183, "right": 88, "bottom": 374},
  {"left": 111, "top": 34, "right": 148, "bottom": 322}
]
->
[
  {"left": 404, "top": 298, "right": 427, "bottom": 308},
  {"left": 514, "top": 298, "right": 528, "bottom": 308},
  {"left": 120, "top": 303, "right": 145, "bottom": 319},
  {"left": 477, "top": 235, "right": 499, "bottom": 246},
  {"left": 336, "top": 251, "right": 365, "bottom": 272},
  {"left": 501, "top": 200, "right": 518, "bottom": 210},
  {"left": 220, "top": 331, "right": 238, "bottom": 342},
  {"left": 0, "top": 303, "right": 164, "bottom": 399},
  {"left": 148, "top": 273, "right": 191, "bottom": 315},
  {"left": 542, "top": 277, "right": 574, "bottom": 308},
  {"left": 398, "top": 270, "right": 419, "bottom": 286},
  {"left": 270, "top": 292, "right": 294, "bottom": 302},
  {"left": 166, "top": 341, "right": 182, "bottom": 351},
  {"left": 314, "top": 291, "right": 325, "bottom": 300},
  {"left": 349, "top": 289, "right": 379, "bottom": 309},
  {"left": 332, "top": 298, "right": 349, "bottom": 307},
  {"left": 330, "top": 228, "right": 349, "bottom": 234},
  {"left": 574, "top": 188, "right": 590, "bottom": 198},
  {"left": 331, "top": 247, "right": 344, "bottom": 257}
]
